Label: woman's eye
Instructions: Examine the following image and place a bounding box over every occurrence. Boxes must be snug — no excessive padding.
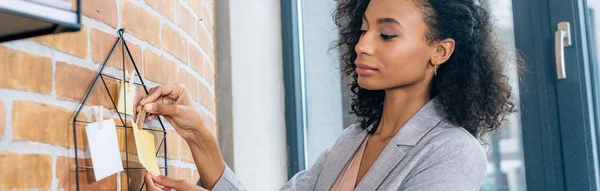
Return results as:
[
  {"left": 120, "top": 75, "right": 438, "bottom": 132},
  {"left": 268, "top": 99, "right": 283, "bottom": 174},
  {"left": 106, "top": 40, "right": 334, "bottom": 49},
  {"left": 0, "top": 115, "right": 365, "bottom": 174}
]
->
[{"left": 380, "top": 34, "right": 398, "bottom": 40}]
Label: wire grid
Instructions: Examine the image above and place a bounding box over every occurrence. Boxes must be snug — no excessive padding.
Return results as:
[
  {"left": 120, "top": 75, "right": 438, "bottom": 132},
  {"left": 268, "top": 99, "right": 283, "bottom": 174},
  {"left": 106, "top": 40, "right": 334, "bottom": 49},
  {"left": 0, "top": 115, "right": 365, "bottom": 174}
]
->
[{"left": 71, "top": 28, "right": 168, "bottom": 191}]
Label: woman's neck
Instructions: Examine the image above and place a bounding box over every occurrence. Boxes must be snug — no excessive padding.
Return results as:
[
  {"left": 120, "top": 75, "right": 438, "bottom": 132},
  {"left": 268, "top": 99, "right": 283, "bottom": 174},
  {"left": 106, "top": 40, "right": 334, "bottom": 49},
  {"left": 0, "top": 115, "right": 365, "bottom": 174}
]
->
[{"left": 373, "top": 86, "right": 431, "bottom": 139}]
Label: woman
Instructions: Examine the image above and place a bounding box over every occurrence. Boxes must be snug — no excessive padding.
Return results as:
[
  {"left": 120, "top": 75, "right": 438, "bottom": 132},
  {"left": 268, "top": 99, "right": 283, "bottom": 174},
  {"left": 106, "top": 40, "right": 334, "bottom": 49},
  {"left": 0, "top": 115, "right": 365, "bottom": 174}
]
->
[{"left": 139, "top": 0, "right": 516, "bottom": 190}]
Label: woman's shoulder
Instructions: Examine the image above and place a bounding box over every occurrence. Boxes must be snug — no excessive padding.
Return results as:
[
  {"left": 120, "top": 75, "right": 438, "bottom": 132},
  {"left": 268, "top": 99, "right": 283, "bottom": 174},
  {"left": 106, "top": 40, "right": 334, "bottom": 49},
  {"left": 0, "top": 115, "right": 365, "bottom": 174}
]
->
[
  {"left": 419, "top": 120, "right": 487, "bottom": 162},
  {"left": 434, "top": 120, "right": 483, "bottom": 146},
  {"left": 324, "top": 123, "right": 368, "bottom": 147},
  {"left": 339, "top": 123, "right": 366, "bottom": 138}
]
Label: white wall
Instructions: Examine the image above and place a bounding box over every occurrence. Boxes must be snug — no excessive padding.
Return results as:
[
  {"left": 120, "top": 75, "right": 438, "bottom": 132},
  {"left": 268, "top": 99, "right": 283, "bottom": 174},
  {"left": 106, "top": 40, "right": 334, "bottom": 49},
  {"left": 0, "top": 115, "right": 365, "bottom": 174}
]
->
[{"left": 227, "top": 0, "right": 288, "bottom": 190}]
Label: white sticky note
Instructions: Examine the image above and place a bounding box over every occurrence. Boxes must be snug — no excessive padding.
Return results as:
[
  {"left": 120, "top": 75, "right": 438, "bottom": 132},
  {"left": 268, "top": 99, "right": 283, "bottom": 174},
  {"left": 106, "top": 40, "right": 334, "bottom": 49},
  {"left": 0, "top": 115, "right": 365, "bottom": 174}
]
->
[{"left": 85, "top": 119, "right": 124, "bottom": 181}]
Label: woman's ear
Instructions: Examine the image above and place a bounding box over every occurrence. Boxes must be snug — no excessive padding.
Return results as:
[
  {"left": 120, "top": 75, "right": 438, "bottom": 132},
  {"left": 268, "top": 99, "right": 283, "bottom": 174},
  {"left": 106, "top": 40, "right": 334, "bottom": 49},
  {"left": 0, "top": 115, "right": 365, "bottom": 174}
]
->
[{"left": 430, "top": 38, "right": 455, "bottom": 66}]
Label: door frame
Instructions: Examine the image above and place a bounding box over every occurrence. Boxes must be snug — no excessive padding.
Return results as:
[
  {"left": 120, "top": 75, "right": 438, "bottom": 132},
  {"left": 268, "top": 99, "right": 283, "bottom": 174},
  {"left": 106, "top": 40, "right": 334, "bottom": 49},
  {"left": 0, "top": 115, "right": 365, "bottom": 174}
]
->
[{"left": 281, "top": 0, "right": 308, "bottom": 179}]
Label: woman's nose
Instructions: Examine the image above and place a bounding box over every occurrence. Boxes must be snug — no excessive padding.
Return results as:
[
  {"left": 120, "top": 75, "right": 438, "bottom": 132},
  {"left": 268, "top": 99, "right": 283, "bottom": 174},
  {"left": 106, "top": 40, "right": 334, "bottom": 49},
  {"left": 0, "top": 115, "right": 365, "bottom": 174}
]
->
[{"left": 355, "top": 33, "right": 374, "bottom": 56}]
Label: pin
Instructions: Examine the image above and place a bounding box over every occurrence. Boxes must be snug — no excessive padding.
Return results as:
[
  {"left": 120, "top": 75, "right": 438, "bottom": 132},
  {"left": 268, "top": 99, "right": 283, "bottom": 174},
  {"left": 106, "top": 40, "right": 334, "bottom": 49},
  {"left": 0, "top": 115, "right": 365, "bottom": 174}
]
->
[
  {"left": 128, "top": 71, "right": 135, "bottom": 92},
  {"left": 95, "top": 106, "right": 103, "bottom": 129},
  {"left": 135, "top": 109, "right": 147, "bottom": 130}
]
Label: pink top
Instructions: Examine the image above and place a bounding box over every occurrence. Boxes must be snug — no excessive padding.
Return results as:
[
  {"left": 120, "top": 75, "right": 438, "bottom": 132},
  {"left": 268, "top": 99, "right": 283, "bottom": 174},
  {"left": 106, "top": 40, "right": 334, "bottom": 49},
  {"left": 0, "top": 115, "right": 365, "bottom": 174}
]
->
[{"left": 330, "top": 136, "right": 369, "bottom": 191}]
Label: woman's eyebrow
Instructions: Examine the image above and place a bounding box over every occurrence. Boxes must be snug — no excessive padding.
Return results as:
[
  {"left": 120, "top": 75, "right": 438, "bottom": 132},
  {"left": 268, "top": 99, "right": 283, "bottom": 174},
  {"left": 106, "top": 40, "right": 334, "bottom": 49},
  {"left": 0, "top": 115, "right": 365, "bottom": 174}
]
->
[
  {"left": 377, "top": 17, "right": 402, "bottom": 27},
  {"left": 363, "top": 15, "right": 402, "bottom": 27}
]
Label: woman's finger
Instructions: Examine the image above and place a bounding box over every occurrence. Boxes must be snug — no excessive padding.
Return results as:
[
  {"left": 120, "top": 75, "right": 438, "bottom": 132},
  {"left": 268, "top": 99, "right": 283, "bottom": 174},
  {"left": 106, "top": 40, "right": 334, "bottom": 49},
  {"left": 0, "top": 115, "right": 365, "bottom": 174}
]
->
[
  {"left": 145, "top": 97, "right": 175, "bottom": 121},
  {"left": 144, "top": 172, "right": 161, "bottom": 191},
  {"left": 144, "top": 103, "right": 181, "bottom": 116},
  {"left": 151, "top": 174, "right": 187, "bottom": 190},
  {"left": 158, "top": 97, "right": 176, "bottom": 105},
  {"left": 141, "top": 85, "right": 179, "bottom": 105}
]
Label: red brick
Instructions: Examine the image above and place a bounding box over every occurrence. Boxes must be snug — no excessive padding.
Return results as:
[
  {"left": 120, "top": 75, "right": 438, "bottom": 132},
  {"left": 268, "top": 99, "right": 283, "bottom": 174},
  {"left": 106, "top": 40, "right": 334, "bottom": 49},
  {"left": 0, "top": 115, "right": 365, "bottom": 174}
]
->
[
  {"left": 123, "top": 40, "right": 144, "bottom": 73},
  {"left": 55, "top": 62, "right": 119, "bottom": 110},
  {"left": 82, "top": 0, "right": 118, "bottom": 28},
  {"left": 189, "top": 0, "right": 214, "bottom": 33},
  {"left": 204, "top": 115, "right": 218, "bottom": 137},
  {"left": 167, "top": 166, "right": 193, "bottom": 184},
  {"left": 188, "top": 0, "right": 204, "bottom": 19},
  {"left": 144, "top": 0, "right": 157, "bottom": 9},
  {"left": 121, "top": 161, "right": 145, "bottom": 191},
  {"left": 201, "top": 56, "right": 210, "bottom": 78},
  {"left": 90, "top": 29, "right": 143, "bottom": 72},
  {"left": 134, "top": 85, "right": 147, "bottom": 109},
  {"left": 122, "top": 2, "right": 161, "bottom": 47},
  {"left": 177, "top": 69, "right": 199, "bottom": 101},
  {"left": 197, "top": 27, "right": 214, "bottom": 60},
  {"left": 31, "top": 25, "right": 87, "bottom": 58},
  {"left": 202, "top": 2, "right": 215, "bottom": 32},
  {"left": 0, "top": 47, "right": 52, "bottom": 94},
  {"left": 143, "top": 51, "right": 177, "bottom": 84},
  {"left": 189, "top": 44, "right": 205, "bottom": 73},
  {"left": 207, "top": 0, "right": 215, "bottom": 12},
  {"left": 199, "top": 84, "right": 216, "bottom": 115},
  {"left": 151, "top": 130, "right": 165, "bottom": 157},
  {"left": 204, "top": 60, "right": 215, "bottom": 89},
  {"left": 180, "top": 137, "right": 195, "bottom": 163},
  {"left": 12, "top": 101, "right": 88, "bottom": 149},
  {"left": 209, "top": 48, "right": 217, "bottom": 70},
  {"left": 56, "top": 157, "right": 118, "bottom": 190},
  {"left": 0, "top": 101, "right": 4, "bottom": 140},
  {"left": 192, "top": 169, "right": 200, "bottom": 184},
  {"left": 151, "top": 129, "right": 179, "bottom": 160},
  {"left": 70, "top": 0, "right": 77, "bottom": 11},
  {"left": 176, "top": 1, "right": 197, "bottom": 39},
  {"left": 117, "top": 127, "right": 137, "bottom": 155},
  {"left": 162, "top": 24, "right": 188, "bottom": 63},
  {"left": 145, "top": 0, "right": 175, "bottom": 22},
  {"left": 0, "top": 152, "right": 52, "bottom": 190},
  {"left": 166, "top": 129, "right": 180, "bottom": 160}
]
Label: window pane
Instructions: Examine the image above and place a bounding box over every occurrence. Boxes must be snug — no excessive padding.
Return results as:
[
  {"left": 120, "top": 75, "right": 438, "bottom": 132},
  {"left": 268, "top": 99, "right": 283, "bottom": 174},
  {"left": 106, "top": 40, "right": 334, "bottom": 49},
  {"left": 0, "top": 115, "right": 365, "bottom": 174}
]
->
[
  {"left": 480, "top": 0, "right": 527, "bottom": 190},
  {"left": 586, "top": 0, "right": 600, "bottom": 172},
  {"left": 300, "top": 0, "right": 345, "bottom": 167}
]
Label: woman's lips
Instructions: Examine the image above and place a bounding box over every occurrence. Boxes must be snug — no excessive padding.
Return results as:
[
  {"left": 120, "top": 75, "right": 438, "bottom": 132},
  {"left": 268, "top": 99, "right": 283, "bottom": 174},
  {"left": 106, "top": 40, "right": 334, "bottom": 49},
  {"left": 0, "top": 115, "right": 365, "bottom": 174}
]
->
[{"left": 355, "top": 64, "right": 377, "bottom": 76}]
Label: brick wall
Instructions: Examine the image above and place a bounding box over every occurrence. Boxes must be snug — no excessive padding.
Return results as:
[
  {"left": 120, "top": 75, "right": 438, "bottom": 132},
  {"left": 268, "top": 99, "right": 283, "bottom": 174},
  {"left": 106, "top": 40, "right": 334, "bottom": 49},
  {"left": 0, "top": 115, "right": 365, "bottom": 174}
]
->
[{"left": 0, "top": 0, "right": 216, "bottom": 190}]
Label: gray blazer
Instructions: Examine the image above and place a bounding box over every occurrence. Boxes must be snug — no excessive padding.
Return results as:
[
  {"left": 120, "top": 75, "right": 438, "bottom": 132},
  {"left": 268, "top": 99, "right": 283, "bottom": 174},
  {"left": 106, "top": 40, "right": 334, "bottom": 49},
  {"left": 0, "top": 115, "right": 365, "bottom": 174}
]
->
[{"left": 206, "top": 99, "right": 487, "bottom": 190}]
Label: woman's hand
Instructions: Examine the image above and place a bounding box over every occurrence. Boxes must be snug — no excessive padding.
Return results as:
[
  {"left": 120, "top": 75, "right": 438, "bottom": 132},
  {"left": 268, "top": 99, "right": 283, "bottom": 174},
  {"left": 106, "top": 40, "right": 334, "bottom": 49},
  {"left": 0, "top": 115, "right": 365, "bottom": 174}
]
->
[
  {"left": 136, "top": 84, "right": 225, "bottom": 189},
  {"left": 135, "top": 84, "right": 207, "bottom": 140},
  {"left": 144, "top": 172, "right": 207, "bottom": 191}
]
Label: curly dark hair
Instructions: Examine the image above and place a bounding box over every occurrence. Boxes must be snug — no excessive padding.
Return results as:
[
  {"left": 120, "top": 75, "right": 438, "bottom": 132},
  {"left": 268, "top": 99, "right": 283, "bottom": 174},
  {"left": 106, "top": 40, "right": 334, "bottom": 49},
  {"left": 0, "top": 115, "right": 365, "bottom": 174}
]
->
[{"left": 334, "top": 0, "right": 518, "bottom": 138}]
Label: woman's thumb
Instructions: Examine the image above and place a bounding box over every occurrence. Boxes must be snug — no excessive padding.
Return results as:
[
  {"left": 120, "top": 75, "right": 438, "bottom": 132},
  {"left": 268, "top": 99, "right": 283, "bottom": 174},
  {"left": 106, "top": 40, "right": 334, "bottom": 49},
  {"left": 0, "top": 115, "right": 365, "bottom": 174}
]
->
[
  {"left": 144, "top": 103, "right": 180, "bottom": 116},
  {"left": 151, "top": 174, "right": 185, "bottom": 190}
]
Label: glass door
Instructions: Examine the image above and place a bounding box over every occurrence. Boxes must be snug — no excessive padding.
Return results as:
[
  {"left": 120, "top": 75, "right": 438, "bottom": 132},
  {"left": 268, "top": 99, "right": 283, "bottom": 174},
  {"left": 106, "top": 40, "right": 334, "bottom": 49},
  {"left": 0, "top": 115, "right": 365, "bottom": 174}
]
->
[
  {"left": 550, "top": 0, "right": 600, "bottom": 189},
  {"left": 515, "top": 0, "right": 600, "bottom": 190}
]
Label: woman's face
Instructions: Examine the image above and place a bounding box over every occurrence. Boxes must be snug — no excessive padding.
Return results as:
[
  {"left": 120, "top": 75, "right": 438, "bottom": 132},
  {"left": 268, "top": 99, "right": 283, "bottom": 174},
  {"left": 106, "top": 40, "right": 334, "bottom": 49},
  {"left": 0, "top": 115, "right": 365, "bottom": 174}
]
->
[{"left": 355, "top": 0, "right": 444, "bottom": 90}]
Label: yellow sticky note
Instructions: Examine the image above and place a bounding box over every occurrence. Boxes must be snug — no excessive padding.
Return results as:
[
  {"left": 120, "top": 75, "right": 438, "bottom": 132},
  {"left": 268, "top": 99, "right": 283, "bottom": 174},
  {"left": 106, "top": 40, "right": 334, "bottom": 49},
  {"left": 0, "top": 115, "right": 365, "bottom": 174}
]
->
[
  {"left": 116, "top": 80, "right": 136, "bottom": 115},
  {"left": 132, "top": 122, "right": 160, "bottom": 174}
]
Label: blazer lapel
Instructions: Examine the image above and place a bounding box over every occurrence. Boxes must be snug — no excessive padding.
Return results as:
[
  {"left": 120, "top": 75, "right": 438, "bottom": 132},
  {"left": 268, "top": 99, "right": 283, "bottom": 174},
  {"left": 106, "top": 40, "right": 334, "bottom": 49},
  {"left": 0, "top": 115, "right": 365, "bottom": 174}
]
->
[
  {"left": 315, "top": 130, "right": 368, "bottom": 190},
  {"left": 355, "top": 98, "right": 444, "bottom": 190},
  {"left": 354, "top": 142, "right": 407, "bottom": 191}
]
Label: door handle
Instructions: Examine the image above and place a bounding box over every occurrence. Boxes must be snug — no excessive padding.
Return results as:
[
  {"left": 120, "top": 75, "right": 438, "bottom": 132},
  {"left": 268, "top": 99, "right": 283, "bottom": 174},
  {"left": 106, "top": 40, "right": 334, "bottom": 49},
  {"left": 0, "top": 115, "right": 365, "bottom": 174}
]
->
[{"left": 555, "top": 21, "right": 571, "bottom": 80}]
